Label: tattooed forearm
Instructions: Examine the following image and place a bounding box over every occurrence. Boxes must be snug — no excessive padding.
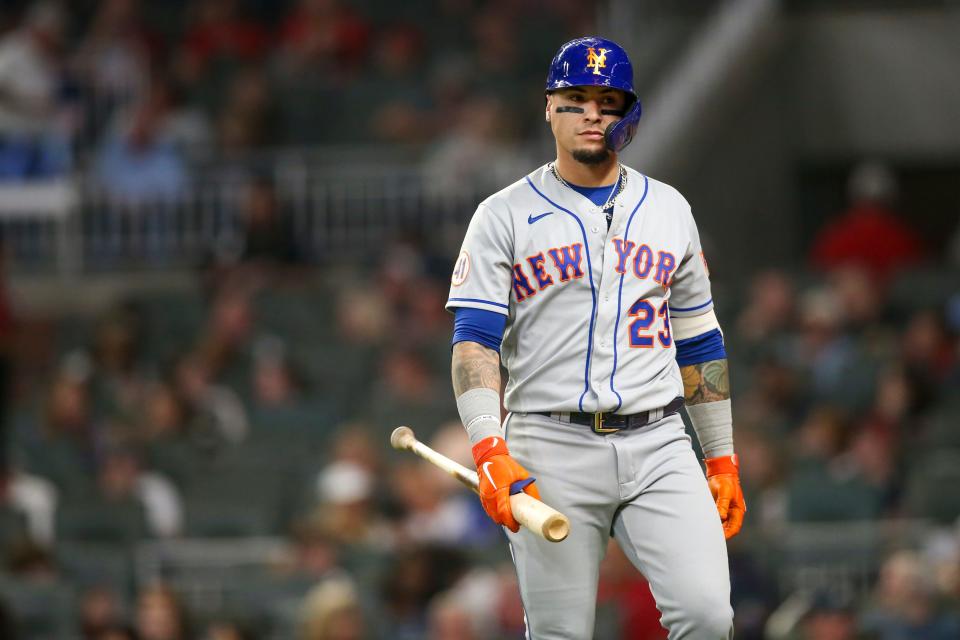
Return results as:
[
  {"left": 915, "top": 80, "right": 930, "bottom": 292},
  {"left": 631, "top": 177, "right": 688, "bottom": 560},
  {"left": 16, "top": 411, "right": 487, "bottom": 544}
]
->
[
  {"left": 452, "top": 341, "right": 501, "bottom": 395},
  {"left": 680, "top": 358, "right": 730, "bottom": 405}
]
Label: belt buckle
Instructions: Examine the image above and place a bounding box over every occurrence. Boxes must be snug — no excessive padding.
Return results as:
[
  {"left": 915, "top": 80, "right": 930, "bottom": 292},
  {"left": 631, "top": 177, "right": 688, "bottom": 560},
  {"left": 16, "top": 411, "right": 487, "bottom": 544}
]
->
[{"left": 593, "top": 411, "right": 620, "bottom": 434}]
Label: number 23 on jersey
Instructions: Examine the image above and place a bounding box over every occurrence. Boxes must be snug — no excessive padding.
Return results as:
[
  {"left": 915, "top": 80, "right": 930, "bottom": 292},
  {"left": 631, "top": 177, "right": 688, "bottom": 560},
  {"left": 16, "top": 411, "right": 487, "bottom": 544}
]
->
[{"left": 628, "top": 298, "right": 672, "bottom": 348}]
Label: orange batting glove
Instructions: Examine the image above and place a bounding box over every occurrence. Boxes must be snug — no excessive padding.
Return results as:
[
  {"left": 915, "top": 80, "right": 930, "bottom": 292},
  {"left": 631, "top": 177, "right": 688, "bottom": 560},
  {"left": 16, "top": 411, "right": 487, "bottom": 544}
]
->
[
  {"left": 705, "top": 454, "right": 746, "bottom": 540},
  {"left": 472, "top": 436, "right": 540, "bottom": 532}
]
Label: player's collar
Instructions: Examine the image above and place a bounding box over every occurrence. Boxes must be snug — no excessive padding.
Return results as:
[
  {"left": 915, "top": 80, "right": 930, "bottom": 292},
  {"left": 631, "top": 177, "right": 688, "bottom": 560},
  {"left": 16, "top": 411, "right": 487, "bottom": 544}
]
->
[{"left": 530, "top": 163, "right": 645, "bottom": 214}]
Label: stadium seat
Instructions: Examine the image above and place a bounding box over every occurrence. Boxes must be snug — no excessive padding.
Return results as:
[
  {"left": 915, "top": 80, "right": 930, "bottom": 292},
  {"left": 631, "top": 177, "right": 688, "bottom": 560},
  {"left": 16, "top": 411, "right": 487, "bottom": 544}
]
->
[
  {"left": 903, "top": 450, "right": 960, "bottom": 524},
  {"left": 56, "top": 541, "right": 134, "bottom": 596},
  {"left": 0, "top": 575, "right": 76, "bottom": 639},
  {"left": 915, "top": 402, "right": 960, "bottom": 452},
  {"left": 781, "top": 521, "right": 885, "bottom": 568},
  {"left": 21, "top": 439, "right": 93, "bottom": 497},
  {"left": 182, "top": 499, "right": 279, "bottom": 538},
  {"left": 131, "top": 290, "right": 208, "bottom": 360},
  {"left": 181, "top": 470, "right": 290, "bottom": 536},
  {"left": 253, "top": 288, "right": 333, "bottom": 337},
  {"left": 182, "top": 467, "right": 288, "bottom": 501},
  {"left": 147, "top": 439, "right": 212, "bottom": 487},
  {"left": 56, "top": 497, "right": 149, "bottom": 543},
  {"left": 247, "top": 401, "right": 338, "bottom": 445},
  {"left": 207, "top": 438, "right": 319, "bottom": 478},
  {"left": 888, "top": 267, "right": 960, "bottom": 313},
  {"left": 0, "top": 506, "right": 29, "bottom": 549},
  {"left": 787, "top": 460, "right": 884, "bottom": 522},
  {"left": 340, "top": 547, "right": 393, "bottom": 602}
]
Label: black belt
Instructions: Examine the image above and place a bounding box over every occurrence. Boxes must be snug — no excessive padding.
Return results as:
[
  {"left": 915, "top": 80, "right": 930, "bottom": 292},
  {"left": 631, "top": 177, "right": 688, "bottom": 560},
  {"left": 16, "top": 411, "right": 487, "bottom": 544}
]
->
[{"left": 536, "top": 396, "right": 685, "bottom": 434}]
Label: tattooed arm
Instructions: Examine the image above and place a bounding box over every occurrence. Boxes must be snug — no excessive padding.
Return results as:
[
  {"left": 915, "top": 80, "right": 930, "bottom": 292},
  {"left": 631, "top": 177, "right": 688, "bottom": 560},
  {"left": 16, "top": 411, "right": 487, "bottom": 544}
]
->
[
  {"left": 452, "top": 341, "right": 503, "bottom": 443},
  {"left": 452, "top": 341, "right": 501, "bottom": 395},
  {"left": 680, "top": 358, "right": 730, "bottom": 405},
  {"left": 681, "top": 357, "right": 744, "bottom": 539},
  {"left": 680, "top": 357, "right": 734, "bottom": 459}
]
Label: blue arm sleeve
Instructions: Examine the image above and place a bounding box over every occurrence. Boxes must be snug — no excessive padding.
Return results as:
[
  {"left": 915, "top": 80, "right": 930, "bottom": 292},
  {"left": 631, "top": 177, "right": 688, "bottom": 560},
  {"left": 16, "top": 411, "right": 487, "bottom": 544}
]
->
[
  {"left": 675, "top": 328, "right": 726, "bottom": 366},
  {"left": 452, "top": 307, "right": 507, "bottom": 353}
]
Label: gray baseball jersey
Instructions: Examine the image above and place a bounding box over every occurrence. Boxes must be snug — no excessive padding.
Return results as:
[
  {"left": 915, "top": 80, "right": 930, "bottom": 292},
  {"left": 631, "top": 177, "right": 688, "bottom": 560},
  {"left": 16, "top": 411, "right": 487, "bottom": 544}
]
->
[
  {"left": 446, "top": 163, "right": 713, "bottom": 414},
  {"left": 447, "top": 164, "right": 732, "bottom": 638},
  {"left": 448, "top": 163, "right": 733, "bottom": 638}
]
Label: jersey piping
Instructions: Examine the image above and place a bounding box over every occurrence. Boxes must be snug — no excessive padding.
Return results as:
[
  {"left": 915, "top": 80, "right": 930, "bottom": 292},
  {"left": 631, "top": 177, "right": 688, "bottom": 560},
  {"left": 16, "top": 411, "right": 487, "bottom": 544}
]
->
[
  {"left": 448, "top": 297, "right": 510, "bottom": 311},
  {"left": 610, "top": 174, "right": 650, "bottom": 412},
  {"left": 670, "top": 298, "right": 713, "bottom": 313},
  {"left": 524, "top": 175, "right": 597, "bottom": 412}
]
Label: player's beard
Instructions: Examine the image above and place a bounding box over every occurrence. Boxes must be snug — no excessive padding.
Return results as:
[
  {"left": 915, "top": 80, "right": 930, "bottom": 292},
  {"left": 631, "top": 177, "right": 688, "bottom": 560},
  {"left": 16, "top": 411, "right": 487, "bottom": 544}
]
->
[{"left": 572, "top": 147, "right": 611, "bottom": 166}]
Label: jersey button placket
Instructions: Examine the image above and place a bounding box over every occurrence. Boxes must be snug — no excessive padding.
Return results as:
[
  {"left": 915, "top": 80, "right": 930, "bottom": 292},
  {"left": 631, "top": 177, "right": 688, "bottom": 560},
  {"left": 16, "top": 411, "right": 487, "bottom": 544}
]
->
[
  {"left": 589, "top": 226, "right": 616, "bottom": 405},
  {"left": 578, "top": 217, "right": 599, "bottom": 406}
]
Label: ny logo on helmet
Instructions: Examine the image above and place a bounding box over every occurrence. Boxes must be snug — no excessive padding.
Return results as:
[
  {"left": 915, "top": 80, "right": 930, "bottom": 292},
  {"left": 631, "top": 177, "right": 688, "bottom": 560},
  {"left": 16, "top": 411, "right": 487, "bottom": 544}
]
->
[{"left": 586, "top": 47, "right": 608, "bottom": 75}]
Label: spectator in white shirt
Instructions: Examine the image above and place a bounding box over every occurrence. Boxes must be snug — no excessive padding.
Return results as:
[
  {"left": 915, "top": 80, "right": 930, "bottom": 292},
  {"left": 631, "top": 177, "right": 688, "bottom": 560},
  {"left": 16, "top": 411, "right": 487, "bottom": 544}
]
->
[{"left": 0, "top": 1, "right": 73, "bottom": 179}]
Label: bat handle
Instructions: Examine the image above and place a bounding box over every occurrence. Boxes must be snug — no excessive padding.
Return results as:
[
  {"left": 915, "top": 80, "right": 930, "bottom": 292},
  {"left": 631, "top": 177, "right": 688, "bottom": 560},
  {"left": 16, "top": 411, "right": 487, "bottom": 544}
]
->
[{"left": 389, "top": 425, "right": 570, "bottom": 542}]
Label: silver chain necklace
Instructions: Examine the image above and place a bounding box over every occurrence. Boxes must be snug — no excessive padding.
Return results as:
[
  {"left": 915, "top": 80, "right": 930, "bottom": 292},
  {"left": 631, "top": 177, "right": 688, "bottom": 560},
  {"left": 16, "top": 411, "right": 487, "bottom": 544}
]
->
[{"left": 549, "top": 162, "right": 627, "bottom": 212}]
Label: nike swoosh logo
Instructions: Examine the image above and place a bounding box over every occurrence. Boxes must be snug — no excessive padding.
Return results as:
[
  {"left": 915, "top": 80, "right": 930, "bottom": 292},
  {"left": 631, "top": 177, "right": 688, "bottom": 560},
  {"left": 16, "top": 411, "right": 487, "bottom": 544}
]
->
[
  {"left": 528, "top": 211, "right": 554, "bottom": 224},
  {"left": 481, "top": 461, "right": 498, "bottom": 489}
]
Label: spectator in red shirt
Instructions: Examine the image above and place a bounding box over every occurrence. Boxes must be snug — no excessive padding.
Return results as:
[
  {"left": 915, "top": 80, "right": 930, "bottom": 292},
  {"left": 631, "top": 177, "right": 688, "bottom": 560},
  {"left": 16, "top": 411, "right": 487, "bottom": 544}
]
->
[
  {"left": 179, "top": 0, "right": 269, "bottom": 74},
  {"left": 277, "top": 0, "right": 371, "bottom": 75},
  {"left": 809, "top": 160, "right": 925, "bottom": 282},
  {"left": 598, "top": 539, "right": 668, "bottom": 639}
]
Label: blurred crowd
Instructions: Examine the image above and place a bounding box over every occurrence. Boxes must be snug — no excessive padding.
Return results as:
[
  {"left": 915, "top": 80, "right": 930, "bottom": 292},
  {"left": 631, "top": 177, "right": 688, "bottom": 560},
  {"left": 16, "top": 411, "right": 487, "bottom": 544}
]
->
[
  {"left": 0, "top": 156, "right": 955, "bottom": 639},
  {"left": 0, "top": 0, "right": 591, "bottom": 193},
  {"left": 0, "top": 0, "right": 957, "bottom": 638}
]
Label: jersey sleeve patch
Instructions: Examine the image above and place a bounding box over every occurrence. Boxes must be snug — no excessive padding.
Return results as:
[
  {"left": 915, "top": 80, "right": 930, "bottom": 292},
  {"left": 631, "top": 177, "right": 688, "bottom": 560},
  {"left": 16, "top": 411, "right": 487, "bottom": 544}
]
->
[{"left": 451, "top": 251, "right": 470, "bottom": 287}]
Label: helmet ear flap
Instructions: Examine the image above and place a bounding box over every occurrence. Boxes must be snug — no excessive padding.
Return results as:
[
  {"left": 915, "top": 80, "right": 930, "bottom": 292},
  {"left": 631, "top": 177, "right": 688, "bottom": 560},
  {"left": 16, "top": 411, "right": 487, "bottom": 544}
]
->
[{"left": 604, "top": 99, "right": 642, "bottom": 152}]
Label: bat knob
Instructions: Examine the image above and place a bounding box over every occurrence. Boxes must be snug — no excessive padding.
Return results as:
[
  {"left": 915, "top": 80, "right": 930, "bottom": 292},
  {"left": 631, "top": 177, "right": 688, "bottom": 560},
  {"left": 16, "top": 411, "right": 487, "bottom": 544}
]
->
[
  {"left": 390, "top": 426, "right": 416, "bottom": 450},
  {"left": 543, "top": 514, "right": 571, "bottom": 542}
]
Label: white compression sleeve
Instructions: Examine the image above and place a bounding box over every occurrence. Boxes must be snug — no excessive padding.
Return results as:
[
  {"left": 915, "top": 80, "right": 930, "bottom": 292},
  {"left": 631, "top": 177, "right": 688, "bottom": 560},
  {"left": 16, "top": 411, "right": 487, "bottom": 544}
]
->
[
  {"left": 685, "top": 398, "right": 734, "bottom": 459},
  {"left": 456, "top": 387, "right": 503, "bottom": 444},
  {"left": 671, "top": 309, "right": 721, "bottom": 341}
]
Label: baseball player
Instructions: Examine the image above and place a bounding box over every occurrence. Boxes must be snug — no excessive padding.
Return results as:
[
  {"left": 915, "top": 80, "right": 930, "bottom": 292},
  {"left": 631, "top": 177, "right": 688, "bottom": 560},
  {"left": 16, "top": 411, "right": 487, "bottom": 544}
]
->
[{"left": 446, "top": 37, "right": 744, "bottom": 639}]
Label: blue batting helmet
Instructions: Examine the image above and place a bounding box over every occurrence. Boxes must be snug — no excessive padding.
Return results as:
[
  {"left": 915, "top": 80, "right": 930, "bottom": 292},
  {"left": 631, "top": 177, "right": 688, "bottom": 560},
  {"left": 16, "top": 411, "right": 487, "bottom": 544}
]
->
[{"left": 545, "top": 36, "right": 642, "bottom": 152}]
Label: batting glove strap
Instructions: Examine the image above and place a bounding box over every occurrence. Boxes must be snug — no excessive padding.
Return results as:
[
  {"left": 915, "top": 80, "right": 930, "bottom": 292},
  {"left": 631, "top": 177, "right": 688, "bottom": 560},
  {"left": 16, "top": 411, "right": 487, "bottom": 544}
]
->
[
  {"left": 472, "top": 435, "right": 510, "bottom": 466},
  {"left": 705, "top": 453, "right": 739, "bottom": 477},
  {"left": 510, "top": 477, "right": 536, "bottom": 495}
]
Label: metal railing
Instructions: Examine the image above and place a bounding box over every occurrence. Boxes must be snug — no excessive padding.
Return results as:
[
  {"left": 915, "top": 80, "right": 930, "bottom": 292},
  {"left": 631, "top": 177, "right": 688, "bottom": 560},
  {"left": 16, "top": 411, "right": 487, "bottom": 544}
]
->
[
  {"left": 135, "top": 537, "right": 292, "bottom": 615},
  {"left": 0, "top": 161, "right": 490, "bottom": 275},
  {"left": 123, "top": 518, "right": 944, "bottom": 638}
]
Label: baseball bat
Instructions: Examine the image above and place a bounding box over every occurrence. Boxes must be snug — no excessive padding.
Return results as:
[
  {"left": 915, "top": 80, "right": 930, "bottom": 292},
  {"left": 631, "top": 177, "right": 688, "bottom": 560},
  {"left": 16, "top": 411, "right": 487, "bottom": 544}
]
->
[{"left": 390, "top": 426, "right": 570, "bottom": 542}]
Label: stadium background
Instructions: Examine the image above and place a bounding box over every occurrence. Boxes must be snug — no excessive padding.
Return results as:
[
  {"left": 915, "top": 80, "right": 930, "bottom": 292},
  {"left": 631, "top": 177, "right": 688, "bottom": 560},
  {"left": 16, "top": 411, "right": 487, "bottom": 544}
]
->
[{"left": 0, "top": 0, "right": 957, "bottom": 638}]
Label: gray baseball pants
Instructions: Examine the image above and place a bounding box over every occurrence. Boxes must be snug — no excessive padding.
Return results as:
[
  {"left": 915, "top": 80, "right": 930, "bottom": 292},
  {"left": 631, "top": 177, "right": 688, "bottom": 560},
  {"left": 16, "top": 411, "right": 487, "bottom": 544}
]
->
[{"left": 504, "top": 411, "right": 734, "bottom": 639}]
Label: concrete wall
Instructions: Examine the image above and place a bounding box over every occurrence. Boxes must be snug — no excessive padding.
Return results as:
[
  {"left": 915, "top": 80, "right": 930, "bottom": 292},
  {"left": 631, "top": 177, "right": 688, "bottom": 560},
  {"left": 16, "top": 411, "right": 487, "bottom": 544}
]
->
[
  {"left": 647, "top": 7, "right": 960, "bottom": 282},
  {"left": 788, "top": 8, "right": 960, "bottom": 157}
]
